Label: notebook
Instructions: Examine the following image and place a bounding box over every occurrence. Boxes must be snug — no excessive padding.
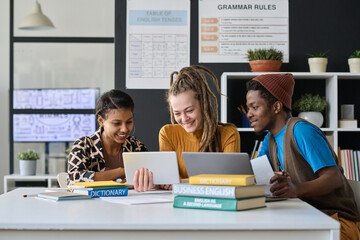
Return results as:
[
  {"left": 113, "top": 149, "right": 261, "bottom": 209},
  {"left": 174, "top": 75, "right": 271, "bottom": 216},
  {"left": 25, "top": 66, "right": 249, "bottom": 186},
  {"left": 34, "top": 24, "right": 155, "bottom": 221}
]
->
[
  {"left": 123, "top": 151, "right": 180, "bottom": 185},
  {"left": 182, "top": 152, "right": 253, "bottom": 176},
  {"left": 37, "top": 191, "right": 92, "bottom": 201}
]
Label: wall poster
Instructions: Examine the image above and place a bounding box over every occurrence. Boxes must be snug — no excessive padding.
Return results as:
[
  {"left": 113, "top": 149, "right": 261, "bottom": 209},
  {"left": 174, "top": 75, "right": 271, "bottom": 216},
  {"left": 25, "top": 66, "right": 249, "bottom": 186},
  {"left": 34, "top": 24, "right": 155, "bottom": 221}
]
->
[
  {"left": 126, "top": 0, "right": 190, "bottom": 89},
  {"left": 199, "top": 0, "right": 289, "bottom": 63}
]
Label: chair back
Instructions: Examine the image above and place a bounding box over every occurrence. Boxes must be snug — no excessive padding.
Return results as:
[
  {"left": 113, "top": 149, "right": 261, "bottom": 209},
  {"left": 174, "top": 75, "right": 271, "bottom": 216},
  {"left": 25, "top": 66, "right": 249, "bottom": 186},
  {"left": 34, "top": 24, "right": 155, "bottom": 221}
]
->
[
  {"left": 57, "top": 172, "right": 68, "bottom": 188},
  {"left": 348, "top": 180, "right": 360, "bottom": 215}
]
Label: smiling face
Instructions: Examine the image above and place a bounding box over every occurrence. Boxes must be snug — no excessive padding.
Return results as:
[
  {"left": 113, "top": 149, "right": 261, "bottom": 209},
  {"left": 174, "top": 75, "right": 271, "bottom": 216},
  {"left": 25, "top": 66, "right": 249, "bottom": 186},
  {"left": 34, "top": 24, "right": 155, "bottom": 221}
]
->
[
  {"left": 169, "top": 90, "right": 203, "bottom": 133},
  {"left": 246, "top": 90, "right": 277, "bottom": 133},
  {"left": 98, "top": 108, "right": 134, "bottom": 145}
]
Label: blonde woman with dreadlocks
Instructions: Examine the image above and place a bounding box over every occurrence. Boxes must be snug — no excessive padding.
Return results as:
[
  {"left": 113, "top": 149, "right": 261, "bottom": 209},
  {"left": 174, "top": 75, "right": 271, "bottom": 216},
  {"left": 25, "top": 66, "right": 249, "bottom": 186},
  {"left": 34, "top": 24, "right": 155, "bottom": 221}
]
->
[{"left": 133, "top": 65, "right": 240, "bottom": 192}]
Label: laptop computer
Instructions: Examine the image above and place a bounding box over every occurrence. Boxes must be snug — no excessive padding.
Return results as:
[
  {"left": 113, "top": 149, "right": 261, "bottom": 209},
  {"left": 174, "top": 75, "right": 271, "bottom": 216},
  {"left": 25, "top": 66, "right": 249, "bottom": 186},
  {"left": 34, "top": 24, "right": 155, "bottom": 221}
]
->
[
  {"left": 182, "top": 152, "right": 253, "bottom": 176},
  {"left": 123, "top": 151, "right": 180, "bottom": 185}
]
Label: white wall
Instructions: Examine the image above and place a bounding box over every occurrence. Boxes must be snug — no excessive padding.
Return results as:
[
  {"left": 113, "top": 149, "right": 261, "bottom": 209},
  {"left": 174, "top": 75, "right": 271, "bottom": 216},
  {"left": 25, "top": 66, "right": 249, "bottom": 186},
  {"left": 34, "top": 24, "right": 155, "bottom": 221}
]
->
[
  {"left": 0, "top": 0, "right": 10, "bottom": 194},
  {"left": 2, "top": 0, "right": 114, "bottom": 193}
]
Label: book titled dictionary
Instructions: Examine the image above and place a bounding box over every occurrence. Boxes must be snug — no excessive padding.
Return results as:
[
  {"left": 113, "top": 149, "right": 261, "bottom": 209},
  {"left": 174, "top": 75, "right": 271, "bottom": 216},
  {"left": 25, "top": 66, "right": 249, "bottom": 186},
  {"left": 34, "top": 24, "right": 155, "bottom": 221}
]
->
[
  {"left": 172, "top": 183, "right": 264, "bottom": 199},
  {"left": 189, "top": 174, "right": 256, "bottom": 186},
  {"left": 173, "top": 196, "right": 265, "bottom": 211},
  {"left": 73, "top": 187, "right": 128, "bottom": 198}
]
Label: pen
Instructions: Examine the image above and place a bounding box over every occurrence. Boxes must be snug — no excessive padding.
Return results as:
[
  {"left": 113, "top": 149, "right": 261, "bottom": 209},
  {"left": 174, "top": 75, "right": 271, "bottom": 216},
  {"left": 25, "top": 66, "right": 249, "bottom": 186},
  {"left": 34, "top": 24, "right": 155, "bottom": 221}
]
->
[
  {"left": 240, "top": 105, "right": 247, "bottom": 114},
  {"left": 282, "top": 171, "right": 288, "bottom": 177},
  {"left": 22, "top": 194, "right": 37, "bottom": 198},
  {"left": 237, "top": 106, "right": 247, "bottom": 114}
]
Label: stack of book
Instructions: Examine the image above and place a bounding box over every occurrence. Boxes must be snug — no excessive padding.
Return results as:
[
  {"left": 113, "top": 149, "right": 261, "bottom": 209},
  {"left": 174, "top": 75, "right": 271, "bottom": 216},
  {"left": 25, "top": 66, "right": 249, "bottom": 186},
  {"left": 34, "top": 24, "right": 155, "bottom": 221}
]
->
[
  {"left": 71, "top": 181, "right": 129, "bottom": 198},
  {"left": 173, "top": 174, "right": 266, "bottom": 211},
  {"left": 339, "top": 148, "right": 360, "bottom": 181}
]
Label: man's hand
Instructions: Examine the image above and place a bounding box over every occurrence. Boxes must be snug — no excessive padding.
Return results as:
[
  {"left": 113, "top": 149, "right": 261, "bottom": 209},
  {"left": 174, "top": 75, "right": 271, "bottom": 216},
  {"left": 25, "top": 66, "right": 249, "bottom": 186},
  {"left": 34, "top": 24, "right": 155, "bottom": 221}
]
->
[{"left": 269, "top": 173, "right": 298, "bottom": 198}]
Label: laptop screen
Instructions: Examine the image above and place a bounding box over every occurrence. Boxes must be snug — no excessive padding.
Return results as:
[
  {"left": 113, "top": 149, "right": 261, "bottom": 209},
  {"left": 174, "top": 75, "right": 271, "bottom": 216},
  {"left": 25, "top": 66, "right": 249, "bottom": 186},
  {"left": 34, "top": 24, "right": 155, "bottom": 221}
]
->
[{"left": 182, "top": 152, "right": 253, "bottom": 176}]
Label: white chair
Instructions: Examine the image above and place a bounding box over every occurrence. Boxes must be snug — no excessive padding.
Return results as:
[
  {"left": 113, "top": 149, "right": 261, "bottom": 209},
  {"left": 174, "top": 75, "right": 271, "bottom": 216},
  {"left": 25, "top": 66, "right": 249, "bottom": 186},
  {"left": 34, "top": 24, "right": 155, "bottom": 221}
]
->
[
  {"left": 348, "top": 180, "right": 360, "bottom": 215},
  {"left": 57, "top": 172, "right": 68, "bottom": 188}
]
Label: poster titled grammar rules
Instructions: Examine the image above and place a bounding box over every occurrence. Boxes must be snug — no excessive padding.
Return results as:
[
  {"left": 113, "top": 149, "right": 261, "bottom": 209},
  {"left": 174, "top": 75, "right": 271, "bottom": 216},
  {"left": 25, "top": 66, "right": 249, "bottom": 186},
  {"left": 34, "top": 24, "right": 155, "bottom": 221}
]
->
[{"left": 199, "top": 0, "right": 289, "bottom": 63}]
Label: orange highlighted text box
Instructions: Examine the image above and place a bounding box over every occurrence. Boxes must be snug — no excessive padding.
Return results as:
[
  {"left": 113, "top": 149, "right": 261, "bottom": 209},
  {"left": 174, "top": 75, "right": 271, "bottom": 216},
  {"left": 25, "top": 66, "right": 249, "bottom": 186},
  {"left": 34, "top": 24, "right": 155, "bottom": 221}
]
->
[
  {"left": 201, "top": 26, "right": 218, "bottom": 33},
  {"left": 201, "top": 35, "right": 218, "bottom": 41},
  {"left": 201, "top": 46, "right": 218, "bottom": 53},
  {"left": 201, "top": 18, "right": 218, "bottom": 24}
]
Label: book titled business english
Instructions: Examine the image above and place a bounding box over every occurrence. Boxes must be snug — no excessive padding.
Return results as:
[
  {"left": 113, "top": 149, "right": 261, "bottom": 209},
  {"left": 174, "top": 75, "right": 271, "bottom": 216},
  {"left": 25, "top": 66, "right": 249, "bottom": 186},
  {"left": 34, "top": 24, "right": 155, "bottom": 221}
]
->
[
  {"left": 172, "top": 183, "right": 265, "bottom": 199},
  {"left": 189, "top": 174, "right": 256, "bottom": 186},
  {"left": 173, "top": 196, "right": 266, "bottom": 211}
]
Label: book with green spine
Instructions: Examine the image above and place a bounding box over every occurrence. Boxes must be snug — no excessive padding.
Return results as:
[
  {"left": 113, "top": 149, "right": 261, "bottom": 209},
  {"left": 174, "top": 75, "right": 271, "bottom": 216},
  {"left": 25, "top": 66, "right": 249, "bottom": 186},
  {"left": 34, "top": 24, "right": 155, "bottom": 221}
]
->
[
  {"left": 173, "top": 195, "right": 266, "bottom": 211},
  {"left": 37, "top": 191, "right": 92, "bottom": 201}
]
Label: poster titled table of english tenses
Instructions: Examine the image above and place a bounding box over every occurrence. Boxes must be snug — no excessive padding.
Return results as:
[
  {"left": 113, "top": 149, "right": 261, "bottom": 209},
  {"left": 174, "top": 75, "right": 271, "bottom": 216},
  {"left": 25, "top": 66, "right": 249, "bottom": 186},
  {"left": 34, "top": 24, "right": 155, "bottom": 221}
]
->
[
  {"left": 126, "top": 0, "right": 190, "bottom": 89},
  {"left": 199, "top": 0, "right": 289, "bottom": 63}
]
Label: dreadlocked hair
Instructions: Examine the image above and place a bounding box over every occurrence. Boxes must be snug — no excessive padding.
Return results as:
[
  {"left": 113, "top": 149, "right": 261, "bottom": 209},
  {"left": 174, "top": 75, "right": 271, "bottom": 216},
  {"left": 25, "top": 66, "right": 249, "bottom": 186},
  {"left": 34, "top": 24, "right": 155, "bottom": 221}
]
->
[{"left": 168, "top": 65, "right": 223, "bottom": 152}]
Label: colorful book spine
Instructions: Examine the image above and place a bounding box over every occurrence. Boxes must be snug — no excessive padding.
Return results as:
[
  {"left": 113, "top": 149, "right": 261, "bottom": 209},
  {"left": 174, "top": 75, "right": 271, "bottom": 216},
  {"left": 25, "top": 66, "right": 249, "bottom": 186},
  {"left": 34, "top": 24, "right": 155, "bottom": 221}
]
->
[
  {"left": 74, "top": 187, "right": 128, "bottom": 198},
  {"left": 339, "top": 149, "right": 360, "bottom": 181},
  {"left": 189, "top": 174, "right": 255, "bottom": 186},
  {"left": 172, "top": 183, "right": 265, "bottom": 199},
  {"left": 173, "top": 196, "right": 265, "bottom": 211},
  {"left": 347, "top": 149, "right": 352, "bottom": 180},
  {"left": 353, "top": 150, "right": 359, "bottom": 181}
]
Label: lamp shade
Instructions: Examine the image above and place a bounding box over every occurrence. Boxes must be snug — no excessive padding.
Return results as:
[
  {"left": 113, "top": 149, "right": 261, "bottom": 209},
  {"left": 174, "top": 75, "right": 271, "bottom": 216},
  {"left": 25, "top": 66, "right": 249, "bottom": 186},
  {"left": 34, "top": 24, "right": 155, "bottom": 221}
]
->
[{"left": 18, "top": 1, "right": 55, "bottom": 30}]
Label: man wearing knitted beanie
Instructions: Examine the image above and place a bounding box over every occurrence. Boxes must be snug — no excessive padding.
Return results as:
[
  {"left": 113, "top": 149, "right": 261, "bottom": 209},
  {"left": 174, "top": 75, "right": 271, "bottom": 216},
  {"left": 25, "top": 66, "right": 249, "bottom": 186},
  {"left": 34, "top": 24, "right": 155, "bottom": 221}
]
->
[{"left": 246, "top": 73, "right": 359, "bottom": 240}]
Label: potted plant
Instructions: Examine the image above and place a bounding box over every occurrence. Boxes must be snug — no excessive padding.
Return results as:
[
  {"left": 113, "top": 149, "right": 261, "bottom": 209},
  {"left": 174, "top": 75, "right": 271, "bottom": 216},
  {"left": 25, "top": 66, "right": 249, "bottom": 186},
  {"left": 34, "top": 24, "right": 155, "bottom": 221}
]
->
[
  {"left": 17, "top": 149, "right": 40, "bottom": 176},
  {"left": 307, "top": 50, "right": 329, "bottom": 72},
  {"left": 246, "top": 48, "right": 283, "bottom": 72},
  {"left": 348, "top": 50, "right": 360, "bottom": 73},
  {"left": 292, "top": 94, "right": 327, "bottom": 127}
]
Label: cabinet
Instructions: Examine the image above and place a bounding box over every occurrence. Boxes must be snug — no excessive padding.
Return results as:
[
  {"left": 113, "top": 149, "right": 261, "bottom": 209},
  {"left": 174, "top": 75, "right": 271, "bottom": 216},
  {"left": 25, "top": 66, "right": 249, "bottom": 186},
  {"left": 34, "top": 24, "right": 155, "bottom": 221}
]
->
[
  {"left": 4, "top": 174, "right": 58, "bottom": 192},
  {"left": 220, "top": 72, "right": 360, "bottom": 154}
]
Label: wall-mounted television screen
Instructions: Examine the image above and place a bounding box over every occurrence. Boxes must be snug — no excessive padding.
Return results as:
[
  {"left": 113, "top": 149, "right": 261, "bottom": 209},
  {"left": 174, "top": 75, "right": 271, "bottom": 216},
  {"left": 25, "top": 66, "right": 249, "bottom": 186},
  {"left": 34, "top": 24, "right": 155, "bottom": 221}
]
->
[
  {"left": 13, "top": 114, "right": 96, "bottom": 142},
  {"left": 13, "top": 88, "right": 100, "bottom": 109}
]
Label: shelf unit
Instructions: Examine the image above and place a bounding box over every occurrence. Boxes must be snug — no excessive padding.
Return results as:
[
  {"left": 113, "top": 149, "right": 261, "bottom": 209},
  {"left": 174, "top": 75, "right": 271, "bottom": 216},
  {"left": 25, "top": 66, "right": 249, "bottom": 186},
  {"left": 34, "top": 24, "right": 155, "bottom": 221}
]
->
[
  {"left": 4, "top": 174, "right": 58, "bottom": 193},
  {"left": 220, "top": 72, "right": 360, "bottom": 154}
]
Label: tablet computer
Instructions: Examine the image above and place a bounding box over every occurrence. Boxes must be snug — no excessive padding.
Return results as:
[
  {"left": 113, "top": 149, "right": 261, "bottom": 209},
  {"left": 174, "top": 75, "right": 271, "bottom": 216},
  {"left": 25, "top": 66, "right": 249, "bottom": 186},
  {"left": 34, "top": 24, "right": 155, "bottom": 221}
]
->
[
  {"left": 182, "top": 152, "right": 253, "bottom": 176},
  {"left": 123, "top": 151, "right": 180, "bottom": 185}
]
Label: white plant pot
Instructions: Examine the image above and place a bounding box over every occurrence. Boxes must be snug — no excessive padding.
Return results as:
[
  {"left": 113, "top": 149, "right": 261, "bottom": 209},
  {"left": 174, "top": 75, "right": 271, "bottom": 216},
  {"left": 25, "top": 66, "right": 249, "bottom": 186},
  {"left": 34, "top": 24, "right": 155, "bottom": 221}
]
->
[
  {"left": 19, "top": 159, "right": 37, "bottom": 176},
  {"left": 298, "top": 112, "right": 324, "bottom": 128},
  {"left": 348, "top": 58, "right": 360, "bottom": 73},
  {"left": 308, "top": 58, "right": 328, "bottom": 72}
]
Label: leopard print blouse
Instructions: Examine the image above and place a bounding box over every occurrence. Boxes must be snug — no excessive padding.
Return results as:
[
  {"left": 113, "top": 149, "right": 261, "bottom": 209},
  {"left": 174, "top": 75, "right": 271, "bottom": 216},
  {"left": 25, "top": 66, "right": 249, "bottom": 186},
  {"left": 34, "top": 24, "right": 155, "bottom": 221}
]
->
[{"left": 67, "top": 128, "right": 147, "bottom": 184}]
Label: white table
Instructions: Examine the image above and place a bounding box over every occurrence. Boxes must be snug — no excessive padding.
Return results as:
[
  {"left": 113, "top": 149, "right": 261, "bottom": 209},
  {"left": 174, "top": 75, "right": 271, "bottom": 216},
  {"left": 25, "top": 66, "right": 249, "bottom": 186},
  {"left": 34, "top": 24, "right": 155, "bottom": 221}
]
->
[
  {"left": 4, "top": 174, "right": 58, "bottom": 192},
  {"left": 0, "top": 188, "right": 340, "bottom": 240}
]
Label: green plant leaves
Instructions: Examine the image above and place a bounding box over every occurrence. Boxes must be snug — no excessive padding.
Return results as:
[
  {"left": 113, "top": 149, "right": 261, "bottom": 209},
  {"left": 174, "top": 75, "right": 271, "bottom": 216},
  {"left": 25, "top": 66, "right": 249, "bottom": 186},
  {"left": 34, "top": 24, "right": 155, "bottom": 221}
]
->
[
  {"left": 306, "top": 50, "right": 330, "bottom": 58},
  {"left": 246, "top": 48, "right": 283, "bottom": 61},
  {"left": 292, "top": 94, "right": 327, "bottom": 112},
  {"left": 16, "top": 149, "right": 40, "bottom": 160},
  {"left": 349, "top": 50, "right": 360, "bottom": 58}
]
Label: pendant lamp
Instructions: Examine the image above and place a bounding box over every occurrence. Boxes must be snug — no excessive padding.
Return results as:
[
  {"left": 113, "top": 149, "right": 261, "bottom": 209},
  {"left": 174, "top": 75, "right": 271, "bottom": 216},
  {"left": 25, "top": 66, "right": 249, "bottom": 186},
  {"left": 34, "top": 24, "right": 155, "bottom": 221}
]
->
[{"left": 18, "top": 1, "right": 55, "bottom": 30}]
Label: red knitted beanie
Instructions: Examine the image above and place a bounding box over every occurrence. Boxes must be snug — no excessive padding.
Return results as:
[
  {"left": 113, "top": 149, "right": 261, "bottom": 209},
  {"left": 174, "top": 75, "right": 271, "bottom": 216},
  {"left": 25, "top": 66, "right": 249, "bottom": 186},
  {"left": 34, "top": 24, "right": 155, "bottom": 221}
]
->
[{"left": 252, "top": 73, "right": 295, "bottom": 110}]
